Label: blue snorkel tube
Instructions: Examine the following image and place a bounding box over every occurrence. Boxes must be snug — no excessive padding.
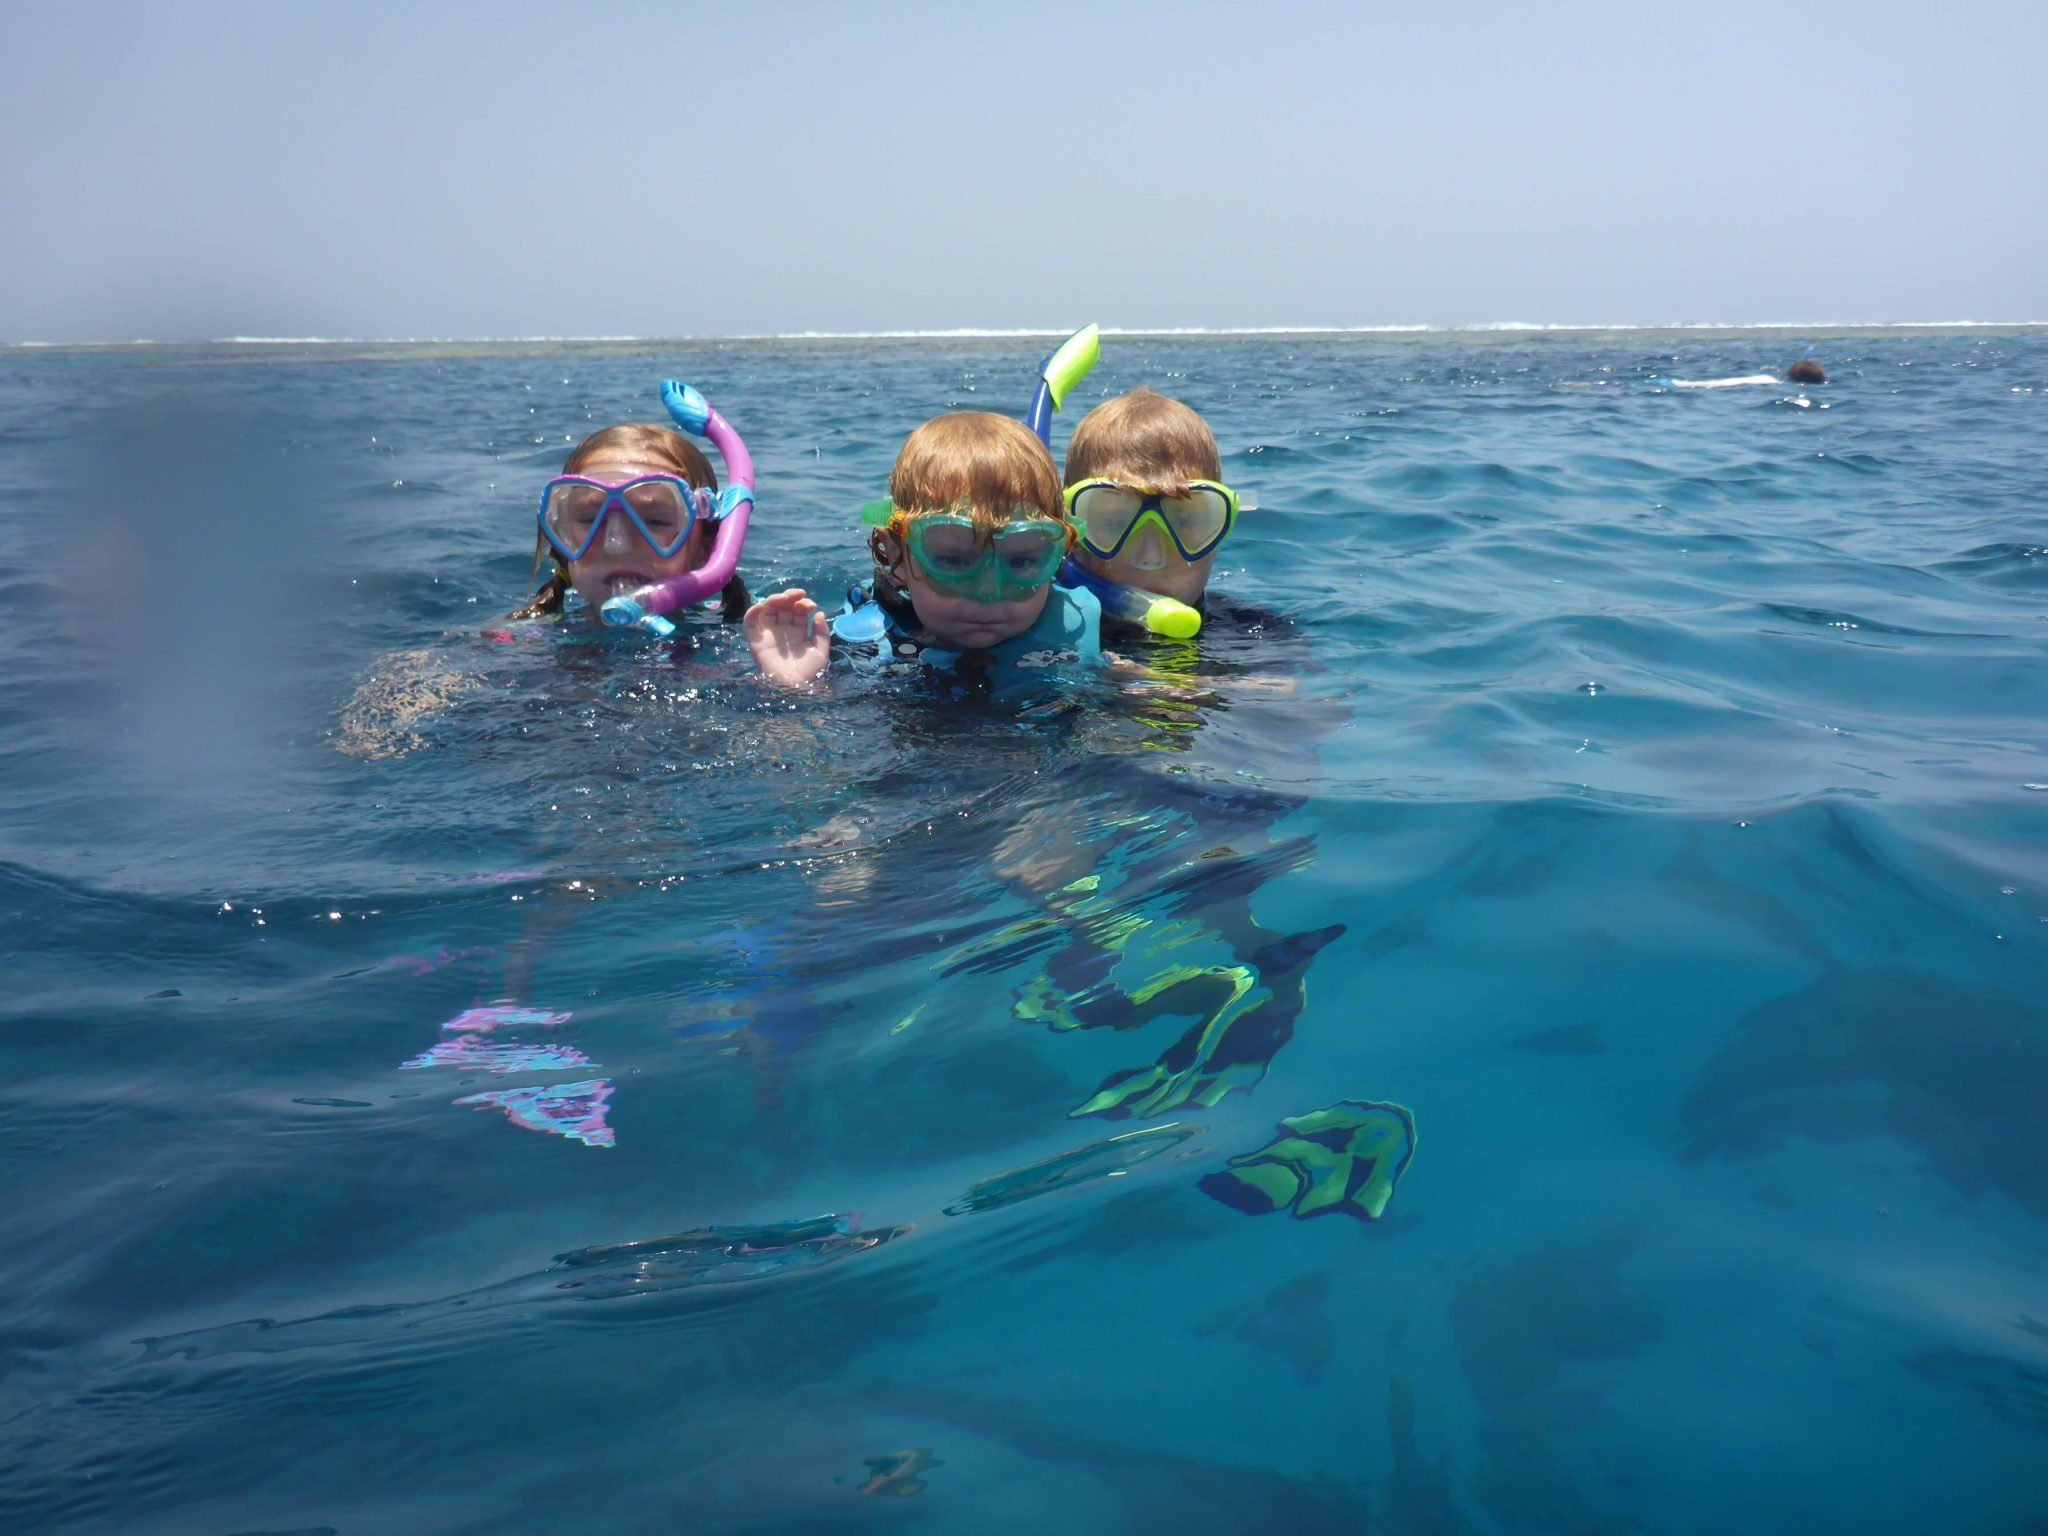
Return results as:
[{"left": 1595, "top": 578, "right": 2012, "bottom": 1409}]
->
[{"left": 1027, "top": 324, "right": 1204, "bottom": 641}]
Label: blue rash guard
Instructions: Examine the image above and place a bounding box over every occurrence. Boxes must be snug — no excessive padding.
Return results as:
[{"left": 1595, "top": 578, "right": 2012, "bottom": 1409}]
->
[{"left": 829, "top": 582, "right": 1102, "bottom": 692}]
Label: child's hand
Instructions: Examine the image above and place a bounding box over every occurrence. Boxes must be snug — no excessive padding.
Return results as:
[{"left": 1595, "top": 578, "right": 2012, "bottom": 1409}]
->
[{"left": 744, "top": 588, "right": 831, "bottom": 688}]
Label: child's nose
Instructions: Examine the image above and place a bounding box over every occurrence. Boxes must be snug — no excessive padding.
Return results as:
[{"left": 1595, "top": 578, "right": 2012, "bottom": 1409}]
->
[
  {"left": 1130, "top": 523, "right": 1168, "bottom": 571},
  {"left": 603, "top": 508, "right": 633, "bottom": 555}
]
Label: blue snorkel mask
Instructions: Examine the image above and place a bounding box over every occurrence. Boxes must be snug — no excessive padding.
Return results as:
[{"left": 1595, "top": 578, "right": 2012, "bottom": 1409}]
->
[{"left": 538, "top": 475, "right": 718, "bottom": 562}]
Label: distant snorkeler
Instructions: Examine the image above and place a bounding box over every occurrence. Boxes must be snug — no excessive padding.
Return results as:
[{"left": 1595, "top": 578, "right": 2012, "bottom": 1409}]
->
[{"left": 1646, "top": 345, "right": 1826, "bottom": 391}]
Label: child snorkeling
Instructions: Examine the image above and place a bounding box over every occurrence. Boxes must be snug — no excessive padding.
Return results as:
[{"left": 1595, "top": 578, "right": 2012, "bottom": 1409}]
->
[
  {"left": 514, "top": 383, "right": 753, "bottom": 629},
  {"left": 1061, "top": 387, "right": 1248, "bottom": 619},
  {"left": 1022, "top": 328, "right": 1257, "bottom": 640},
  {"left": 337, "top": 383, "right": 750, "bottom": 759},
  {"left": 745, "top": 411, "right": 1098, "bottom": 689}
]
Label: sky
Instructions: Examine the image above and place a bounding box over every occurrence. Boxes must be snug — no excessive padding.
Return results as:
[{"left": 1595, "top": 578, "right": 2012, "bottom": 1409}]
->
[{"left": 3, "top": 0, "right": 2043, "bottom": 342}]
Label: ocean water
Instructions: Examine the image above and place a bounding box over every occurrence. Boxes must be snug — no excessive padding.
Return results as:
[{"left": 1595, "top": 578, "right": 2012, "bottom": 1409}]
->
[{"left": 2, "top": 328, "right": 2045, "bottom": 1534}]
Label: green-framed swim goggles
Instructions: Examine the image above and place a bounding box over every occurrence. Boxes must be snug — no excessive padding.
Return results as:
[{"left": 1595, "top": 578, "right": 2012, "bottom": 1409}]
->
[
  {"left": 1063, "top": 478, "right": 1251, "bottom": 563},
  {"left": 860, "top": 500, "right": 1073, "bottom": 601}
]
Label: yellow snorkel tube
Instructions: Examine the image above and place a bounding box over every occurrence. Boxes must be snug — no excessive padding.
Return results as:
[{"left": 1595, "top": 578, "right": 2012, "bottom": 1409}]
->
[
  {"left": 1025, "top": 322, "right": 1101, "bottom": 444},
  {"left": 1026, "top": 324, "right": 1204, "bottom": 640}
]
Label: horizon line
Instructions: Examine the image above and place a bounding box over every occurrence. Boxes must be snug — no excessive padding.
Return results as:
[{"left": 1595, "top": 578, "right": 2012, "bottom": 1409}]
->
[{"left": 7, "top": 319, "right": 2048, "bottom": 349}]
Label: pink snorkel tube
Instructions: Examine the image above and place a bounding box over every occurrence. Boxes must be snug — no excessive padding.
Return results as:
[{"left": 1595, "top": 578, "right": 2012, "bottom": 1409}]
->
[{"left": 599, "top": 380, "right": 755, "bottom": 638}]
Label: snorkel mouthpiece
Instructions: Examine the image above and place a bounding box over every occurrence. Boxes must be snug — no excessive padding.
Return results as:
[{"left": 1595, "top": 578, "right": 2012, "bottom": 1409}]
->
[
  {"left": 598, "top": 594, "right": 678, "bottom": 639},
  {"left": 597, "top": 381, "right": 755, "bottom": 633}
]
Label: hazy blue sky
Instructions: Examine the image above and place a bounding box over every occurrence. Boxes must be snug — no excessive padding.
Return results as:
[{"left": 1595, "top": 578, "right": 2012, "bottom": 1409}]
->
[{"left": 3, "top": 1, "right": 2042, "bottom": 341}]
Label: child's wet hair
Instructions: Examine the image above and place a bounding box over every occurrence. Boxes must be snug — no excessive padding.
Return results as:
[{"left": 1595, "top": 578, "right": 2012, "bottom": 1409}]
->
[
  {"left": 1064, "top": 388, "right": 1222, "bottom": 494},
  {"left": 511, "top": 423, "right": 748, "bottom": 621},
  {"left": 888, "top": 412, "right": 1063, "bottom": 527},
  {"left": 567, "top": 423, "right": 720, "bottom": 487},
  {"left": 871, "top": 412, "right": 1063, "bottom": 599}
]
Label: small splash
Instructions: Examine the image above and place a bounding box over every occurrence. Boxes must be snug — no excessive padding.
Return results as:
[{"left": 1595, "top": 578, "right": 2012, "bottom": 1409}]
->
[
  {"left": 135, "top": 1213, "right": 912, "bottom": 1364},
  {"left": 1578, "top": 681, "right": 1603, "bottom": 695},
  {"left": 553, "top": 1213, "right": 911, "bottom": 1291}
]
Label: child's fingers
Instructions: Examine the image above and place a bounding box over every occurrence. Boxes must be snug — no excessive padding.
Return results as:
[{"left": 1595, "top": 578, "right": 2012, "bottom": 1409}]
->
[
  {"left": 743, "top": 589, "right": 831, "bottom": 687},
  {"left": 748, "top": 591, "right": 815, "bottom": 631}
]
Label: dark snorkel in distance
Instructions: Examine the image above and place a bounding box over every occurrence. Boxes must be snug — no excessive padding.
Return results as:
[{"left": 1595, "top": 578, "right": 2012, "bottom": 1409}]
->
[
  {"left": 598, "top": 381, "right": 755, "bottom": 638},
  {"left": 1027, "top": 325, "right": 1204, "bottom": 640}
]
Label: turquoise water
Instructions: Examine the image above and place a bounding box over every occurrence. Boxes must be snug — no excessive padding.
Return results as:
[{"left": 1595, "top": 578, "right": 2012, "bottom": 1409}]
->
[{"left": 3, "top": 330, "right": 2045, "bottom": 1533}]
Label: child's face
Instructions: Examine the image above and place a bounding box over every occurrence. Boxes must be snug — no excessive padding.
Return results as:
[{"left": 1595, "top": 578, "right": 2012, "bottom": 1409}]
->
[
  {"left": 888, "top": 514, "right": 1054, "bottom": 652},
  {"left": 560, "top": 453, "right": 712, "bottom": 610},
  {"left": 1064, "top": 474, "right": 1230, "bottom": 606}
]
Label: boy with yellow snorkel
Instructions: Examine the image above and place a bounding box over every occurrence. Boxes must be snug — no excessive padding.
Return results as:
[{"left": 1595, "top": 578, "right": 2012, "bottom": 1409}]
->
[
  {"left": 1023, "top": 326, "right": 1255, "bottom": 642},
  {"left": 1063, "top": 388, "right": 1249, "bottom": 615}
]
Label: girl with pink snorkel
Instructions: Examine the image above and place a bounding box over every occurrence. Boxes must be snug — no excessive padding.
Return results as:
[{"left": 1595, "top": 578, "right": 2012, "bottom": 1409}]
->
[
  {"left": 514, "top": 381, "right": 755, "bottom": 635},
  {"left": 337, "top": 382, "right": 754, "bottom": 760}
]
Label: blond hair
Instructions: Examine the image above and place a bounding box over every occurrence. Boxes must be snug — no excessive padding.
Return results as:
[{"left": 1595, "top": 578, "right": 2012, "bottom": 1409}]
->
[
  {"left": 1063, "top": 388, "right": 1222, "bottom": 496},
  {"left": 870, "top": 412, "right": 1063, "bottom": 594},
  {"left": 890, "top": 411, "right": 1062, "bottom": 524},
  {"left": 511, "top": 423, "right": 748, "bottom": 622}
]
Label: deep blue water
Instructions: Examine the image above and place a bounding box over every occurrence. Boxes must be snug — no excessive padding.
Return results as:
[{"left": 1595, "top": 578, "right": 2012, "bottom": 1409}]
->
[{"left": 3, "top": 330, "right": 2045, "bottom": 1534}]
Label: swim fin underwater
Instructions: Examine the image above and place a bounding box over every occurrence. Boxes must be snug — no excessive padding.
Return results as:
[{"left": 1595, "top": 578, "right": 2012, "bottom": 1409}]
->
[
  {"left": 1066, "top": 923, "right": 1346, "bottom": 1120},
  {"left": 1201, "top": 1100, "right": 1418, "bottom": 1222}
]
